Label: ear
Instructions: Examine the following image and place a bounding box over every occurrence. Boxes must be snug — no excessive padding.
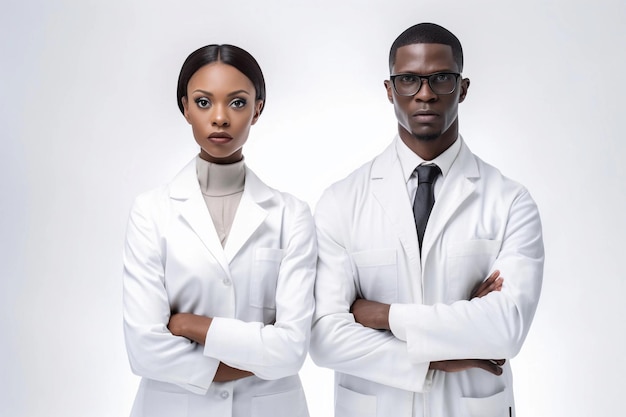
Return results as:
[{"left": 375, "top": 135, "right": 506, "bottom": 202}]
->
[
  {"left": 384, "top": 80, "right": 394, "bottom": 103},
  {"left": 458, "top": 78, "right": 470, "bottom": 103},
  {"left": 181, "top": 96, "right": 191, "bottom": 123},
  {"left": 251, "top": 100, "right": 263, "bottom": 125}
]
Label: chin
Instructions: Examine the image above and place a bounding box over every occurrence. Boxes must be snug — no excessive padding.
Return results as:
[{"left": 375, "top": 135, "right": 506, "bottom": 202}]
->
[{"left": 412, "top": 132, "right": 441, "bottom": 142}]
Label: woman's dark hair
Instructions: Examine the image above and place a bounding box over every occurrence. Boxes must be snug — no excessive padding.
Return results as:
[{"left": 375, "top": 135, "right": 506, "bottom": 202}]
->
[{"left": 176, "top": 44, "right": 266, "bottom": 115}]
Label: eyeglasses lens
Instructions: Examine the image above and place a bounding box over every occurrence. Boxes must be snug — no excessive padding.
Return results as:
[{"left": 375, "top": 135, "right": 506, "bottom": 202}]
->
[{"left": 393, "top": 73, "right": 458, "bottom": 96}]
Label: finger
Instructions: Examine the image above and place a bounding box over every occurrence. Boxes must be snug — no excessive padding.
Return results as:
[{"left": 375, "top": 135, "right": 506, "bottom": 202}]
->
[
  {"left": 479, "top": 277, "right": 504, "bottom": 298},
  {"left": 491, "top": 277, "right": 504, "bottom": 291},
  {"left": 490, "top": 359, "right": 506, "bottom": 366},
  {"left": 472, "top": 280, "right": 498, "bottom": 299},
  {"left": 481, "top": 271, "right": 501, "bottom": 290},
  {"left": 471, "top": 276, "right": 495, "bottom": 298},
  {"left": 483, "top": 271, "right": 499, "bottom": 287},
  {"left": 474, "top": 359, "right": 503, "bottom": 376}
]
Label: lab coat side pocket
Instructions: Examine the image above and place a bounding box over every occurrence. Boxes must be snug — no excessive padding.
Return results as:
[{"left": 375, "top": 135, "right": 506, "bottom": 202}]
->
[
  {"left": 251, "top": 387, "right": 309, "bottom": 417},
  {"left": 335, "top": 384, "right": 377, "bottom": 417},
  {"left": 135, "top": 379, "right": 190, "bottom": 417},
  {"left": 250, "top": 248, "right": 285, "bottom": 309},
  {"left": 460, "top": 388, "right": 508, "bottom": 417},
  {"left": 351, "top": 249, "right": 398, "bottom": 304}
]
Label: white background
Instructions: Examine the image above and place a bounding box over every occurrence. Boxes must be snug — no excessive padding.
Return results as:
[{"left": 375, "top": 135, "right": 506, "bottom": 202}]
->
[{"left": 1, "top": 0, "right": 625, "bottom": 416}]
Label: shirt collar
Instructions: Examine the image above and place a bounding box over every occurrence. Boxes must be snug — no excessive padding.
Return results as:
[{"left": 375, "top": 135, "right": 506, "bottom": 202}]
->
[
  {"left": 195, "top": 155, "right": 246, "bottom": 197},
  {"left": 396, "top": 135, "right": 462, "bottom": 183}
]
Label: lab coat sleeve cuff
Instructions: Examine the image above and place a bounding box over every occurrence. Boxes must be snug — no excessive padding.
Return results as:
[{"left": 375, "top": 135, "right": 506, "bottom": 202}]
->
[
  {"left": 184, "top": 353, "right": 220, "bottom": 395},
  {"left": 423, "top": 369, "right": 435, "bottom": 392},
  {"left": 203, "top": 317, "right": 229, "bottom": 359},
  {"left": 389, "top": 303, "right": 409, "bottom": 341},
  {"left": 203, "top": 317, "right": 263, "bottom": 365}
]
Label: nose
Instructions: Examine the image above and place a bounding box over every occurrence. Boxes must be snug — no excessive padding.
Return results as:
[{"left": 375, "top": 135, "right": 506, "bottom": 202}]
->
[
  {"left": 211, "top": 104, "right": 230, "bottom": 127},
  {"left": 414, "top": 78, "right": 437, "bottom": 102}
]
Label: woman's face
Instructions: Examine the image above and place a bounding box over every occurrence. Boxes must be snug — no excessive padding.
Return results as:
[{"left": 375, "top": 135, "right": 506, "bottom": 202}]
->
[{"left": 182, "top": 62, "right": 263, "bottom": 164}]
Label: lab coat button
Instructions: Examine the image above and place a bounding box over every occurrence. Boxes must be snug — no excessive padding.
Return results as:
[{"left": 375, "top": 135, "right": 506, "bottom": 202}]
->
[
  {"left": 220, "top": 390, "right": 230, "bottom": 399},
  {"left": 222, "top": 278, "right": 231, "bottom": 286}
]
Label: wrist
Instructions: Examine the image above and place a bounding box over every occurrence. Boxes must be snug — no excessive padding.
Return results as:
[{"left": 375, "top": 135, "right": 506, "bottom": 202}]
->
[{"left": 377, "top": 303, "right": 391, "bottom": 330}]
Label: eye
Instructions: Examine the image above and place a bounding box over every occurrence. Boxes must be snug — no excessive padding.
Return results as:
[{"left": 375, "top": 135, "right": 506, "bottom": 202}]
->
[
  {"left": 432, "top": 73, "right": 454, "bottom": 83},
  {"left": 398, "top": 74, "right": 418, "bottom": 85},
  {"left": 230, "top": 98, "right": 247, "bottom": 109},
  {"left": 195, "top": 97, "right": 211, "bottom": 109}
]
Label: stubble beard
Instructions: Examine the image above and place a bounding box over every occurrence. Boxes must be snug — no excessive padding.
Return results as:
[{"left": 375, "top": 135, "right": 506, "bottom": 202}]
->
[{"left": 412, "top": 132, "right": 440, "bottom": 142}]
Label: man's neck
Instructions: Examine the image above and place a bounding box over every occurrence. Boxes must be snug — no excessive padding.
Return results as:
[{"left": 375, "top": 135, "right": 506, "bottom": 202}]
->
[{"left": 398, "top": 124, "right": 458, "bottom": 161}]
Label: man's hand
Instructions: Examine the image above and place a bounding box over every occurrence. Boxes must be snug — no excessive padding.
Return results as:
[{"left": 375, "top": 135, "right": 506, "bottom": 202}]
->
[
  {"left": 350, "top": 299, "right": 390, "bottom": 330},
  {"left": 430, "top": 359, "right": 506, "bottom": 376},
  {"left": 470, "top": 270, "right": 503, "bottom": 299},
  {"left": 350, "top": 271, "right": 503, "bottom": 331}
]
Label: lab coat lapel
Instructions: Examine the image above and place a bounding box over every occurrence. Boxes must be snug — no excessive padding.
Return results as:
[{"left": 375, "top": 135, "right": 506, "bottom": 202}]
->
[
  {"left": 223, "top": 167, "right": 271, "bottom": 263},
  {"left": 370, "top": 141, "right": 422, "bottom": 279},
  {"left": 421, "top": 139, "right": 479, "bottom": 260},
  {"left": 170, "top": 159, "right": 231, "bottom": 276}
]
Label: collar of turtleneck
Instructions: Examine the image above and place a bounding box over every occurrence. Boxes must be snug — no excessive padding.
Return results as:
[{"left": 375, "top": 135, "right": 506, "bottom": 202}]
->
[{"left": 196, "top": 155, "right": 246, "bottom": 197}]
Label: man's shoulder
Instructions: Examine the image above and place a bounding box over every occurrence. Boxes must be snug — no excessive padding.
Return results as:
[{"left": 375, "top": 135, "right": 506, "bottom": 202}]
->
[
  {"left": 331, "top": 159, "right": 374, "bottom": 187},
  {"left": 323, "top": 141, "right": 395, "bottom": 192},
  {"left": 320, "top": 152, "right": 387, "bottom": 203},
  {"left": 468, "top": 150, "right": 532, "bottom": 201}
]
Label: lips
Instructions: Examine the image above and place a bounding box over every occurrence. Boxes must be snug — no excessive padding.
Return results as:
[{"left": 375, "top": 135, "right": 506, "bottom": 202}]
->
[
  {"left": 209, "top": 132, "right": 233, "bottom": 139},
  {"left": 412, "top": 109, "right": 439, "bottom": 123},
  {"left": 207, "top": 132, "right": 233, "bottom": 143}
]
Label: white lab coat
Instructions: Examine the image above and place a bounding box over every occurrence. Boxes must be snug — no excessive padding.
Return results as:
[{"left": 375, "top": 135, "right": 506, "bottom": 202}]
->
[
  {"left": 123, "top": 159, "right": 316, "bottom": 417},
  {"left": 310, "top": 137, "right": 544, "bottom": 417}
]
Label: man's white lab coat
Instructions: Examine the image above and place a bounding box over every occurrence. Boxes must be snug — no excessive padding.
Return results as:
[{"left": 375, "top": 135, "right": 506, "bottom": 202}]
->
[{"left": 310, "top": 137, "right": 543, "bottom": 417}]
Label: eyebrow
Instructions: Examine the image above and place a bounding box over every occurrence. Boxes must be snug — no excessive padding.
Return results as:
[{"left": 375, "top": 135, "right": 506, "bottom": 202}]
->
[
  {"left": 393, "top": 70, "right": 457, "bottom": 75},
  {"left": 191, "top": 89, "right": 251, "bottom": 97}
]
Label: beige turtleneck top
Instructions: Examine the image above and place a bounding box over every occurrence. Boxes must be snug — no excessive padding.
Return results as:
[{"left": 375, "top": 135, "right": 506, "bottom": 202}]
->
[{"left": 196, "top": 155, "right": 245, "bottom": 247}]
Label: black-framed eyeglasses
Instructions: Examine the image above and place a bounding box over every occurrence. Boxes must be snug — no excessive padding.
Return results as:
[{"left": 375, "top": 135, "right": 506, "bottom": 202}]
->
[{"left": 390, "top": 72, "right": 461, "bottom": 96}]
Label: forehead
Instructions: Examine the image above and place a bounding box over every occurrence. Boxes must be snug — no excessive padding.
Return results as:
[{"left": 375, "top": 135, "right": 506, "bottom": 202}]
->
[
  {"left": 392, "top": 43, "right": 458, "bottom": 74},
  {"left": 187, "top": 62, "right": 254, "bottom": 93}
]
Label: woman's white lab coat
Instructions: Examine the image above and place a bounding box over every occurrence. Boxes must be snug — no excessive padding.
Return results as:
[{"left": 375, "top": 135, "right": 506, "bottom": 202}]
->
[{"left": 123, "top": 159, "right": 316, "bottom": 417}]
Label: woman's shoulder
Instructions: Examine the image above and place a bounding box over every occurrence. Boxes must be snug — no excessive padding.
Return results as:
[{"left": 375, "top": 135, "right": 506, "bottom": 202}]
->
[
  {"left": 245, "top": 167, "right": 312, "bottom": 216},
  {"left": 246, "top": 167, "right": 306, "bottom": 201},
  {"left": 128, "top": 184, "right": 173, "bottom": 224}
]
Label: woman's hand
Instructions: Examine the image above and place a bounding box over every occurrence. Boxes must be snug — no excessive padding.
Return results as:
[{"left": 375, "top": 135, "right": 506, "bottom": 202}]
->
[
  {"left": 168, "top": 313, "right": 254, "bottom": 381},
  {"left": 168, "top": 313, "right": 212, "bottom": 345},
  {"left": 214, "top": 362, "right": 254, "bottom": 382}
]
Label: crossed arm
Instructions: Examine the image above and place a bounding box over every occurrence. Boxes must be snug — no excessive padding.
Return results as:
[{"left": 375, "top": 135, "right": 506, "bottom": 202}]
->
[
  {"left": 167, "top": 315, "right": 253, "bottom": 382},
  {"left": 350, "top": 270, "right": 506, "bottom": 376}
]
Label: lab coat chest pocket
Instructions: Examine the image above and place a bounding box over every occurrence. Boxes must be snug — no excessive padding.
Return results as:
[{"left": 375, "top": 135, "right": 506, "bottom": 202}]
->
[
  {"left": 250, "top": 248, "right": 285, "bottom": 309},
  {"left": 351, "top": 249, "right": 397, "bottom": 304},
  {"left": 446, "top": 239, "right": 501, "bottom": 300}
]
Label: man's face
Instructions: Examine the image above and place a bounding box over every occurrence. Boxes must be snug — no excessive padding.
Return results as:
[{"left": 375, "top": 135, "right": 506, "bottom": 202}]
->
[{"left": 384, "top": 43, "right": 469, "bottom": 158}]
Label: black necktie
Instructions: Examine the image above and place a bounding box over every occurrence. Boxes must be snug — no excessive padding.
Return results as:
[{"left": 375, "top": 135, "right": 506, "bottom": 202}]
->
[{"left": 413, "top": 164, "right": 441, "bottom": 252}]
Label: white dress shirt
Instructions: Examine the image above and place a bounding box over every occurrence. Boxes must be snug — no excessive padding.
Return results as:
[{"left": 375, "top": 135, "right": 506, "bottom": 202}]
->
[{"left": 395, "top": 136, "right": 461, "bottom": 202}]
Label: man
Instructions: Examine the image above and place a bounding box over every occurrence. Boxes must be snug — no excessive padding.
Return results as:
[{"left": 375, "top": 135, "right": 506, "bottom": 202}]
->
[{"left": 310, "top": 23, "right": 543, "bottom": 417}]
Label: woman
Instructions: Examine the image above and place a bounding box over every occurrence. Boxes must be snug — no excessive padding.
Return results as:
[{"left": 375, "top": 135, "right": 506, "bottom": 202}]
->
[{"left": 122, "top": 44, "right": 316, "bottom": 417}]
